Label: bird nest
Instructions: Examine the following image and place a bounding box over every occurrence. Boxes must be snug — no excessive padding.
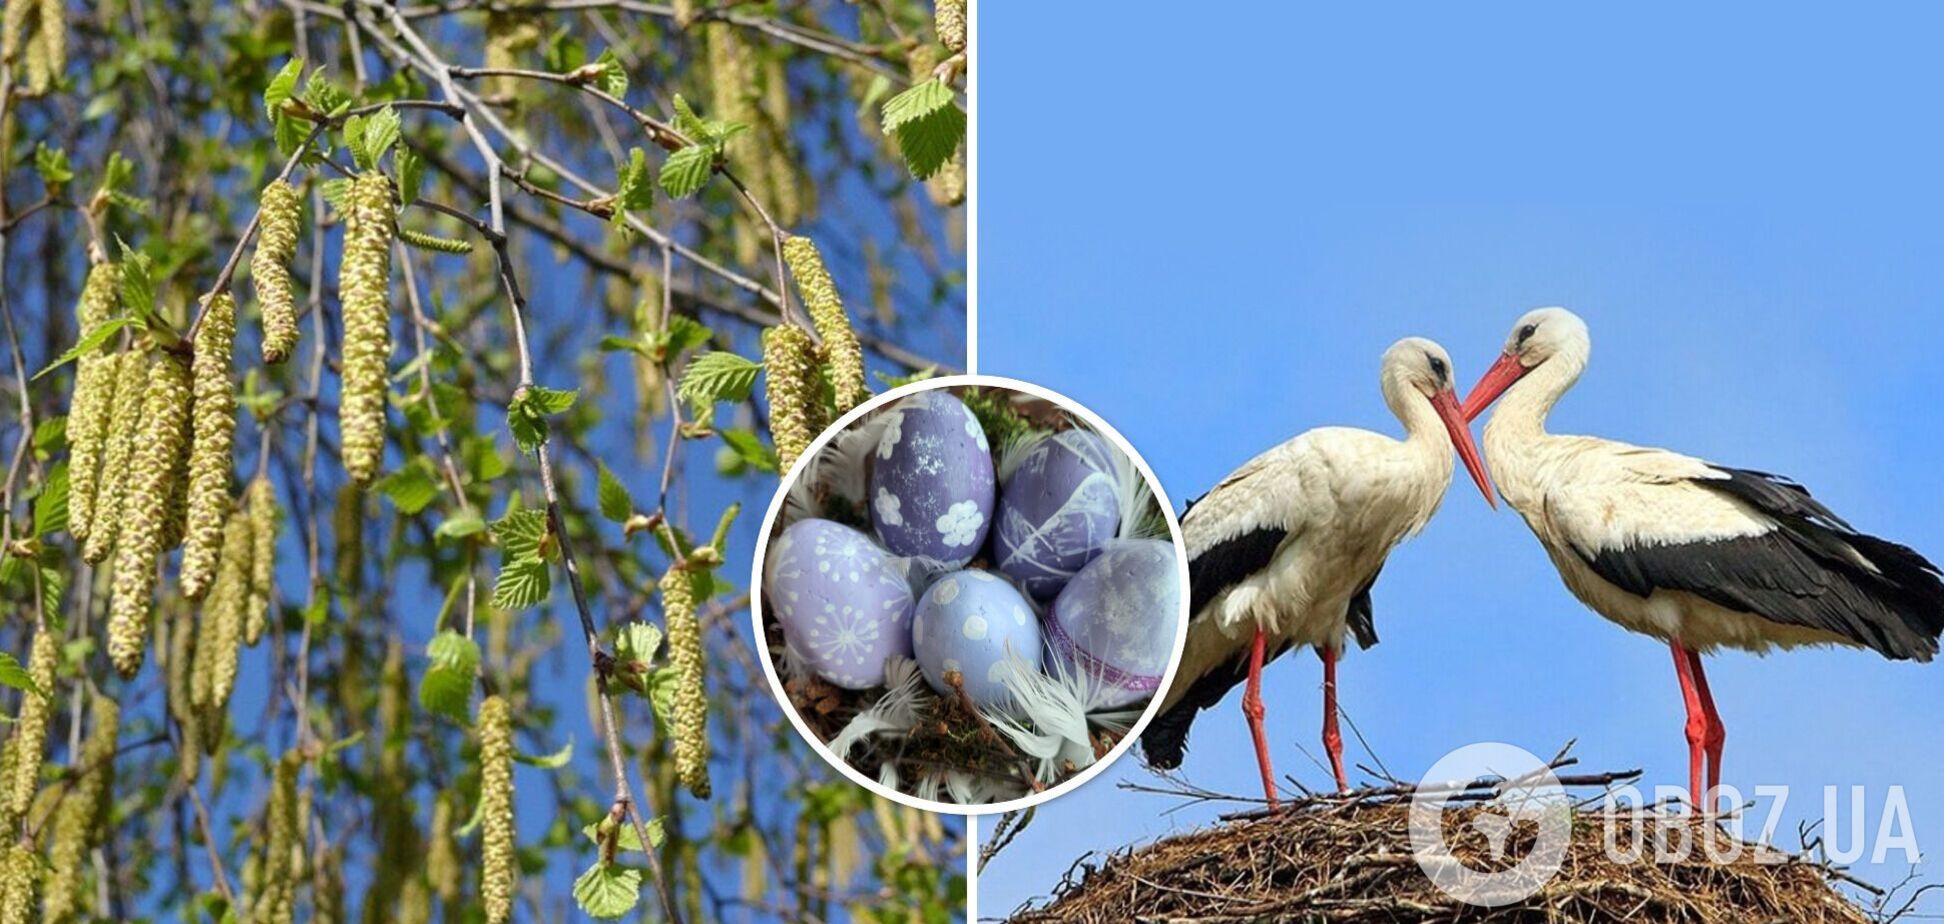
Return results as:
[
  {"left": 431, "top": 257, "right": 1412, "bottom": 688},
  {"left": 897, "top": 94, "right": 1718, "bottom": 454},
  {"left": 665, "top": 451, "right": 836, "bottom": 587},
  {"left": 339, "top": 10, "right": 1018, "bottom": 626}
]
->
[{"left": 1006, "top": 785, "right": 1899, "bottom": 923}]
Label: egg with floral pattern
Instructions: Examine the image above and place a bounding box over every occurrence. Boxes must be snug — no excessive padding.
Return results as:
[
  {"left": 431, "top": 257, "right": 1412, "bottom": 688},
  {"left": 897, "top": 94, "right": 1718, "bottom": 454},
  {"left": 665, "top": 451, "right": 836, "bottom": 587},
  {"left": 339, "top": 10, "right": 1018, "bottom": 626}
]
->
[
  {"left": 868, "top": 390, "right": 995, "bottom": 567},
  {"left": 1045, "top": 539, "right": 1182, "bottom": 709},
  {"left": 994, "top": 429, "right": 1122, "bottom": 601},
  {"left": 912, "top": 570, "right": 1042, "bottom": 709},
  {"left": 764, "top": 519, "right": 915, "bottom": 689}
]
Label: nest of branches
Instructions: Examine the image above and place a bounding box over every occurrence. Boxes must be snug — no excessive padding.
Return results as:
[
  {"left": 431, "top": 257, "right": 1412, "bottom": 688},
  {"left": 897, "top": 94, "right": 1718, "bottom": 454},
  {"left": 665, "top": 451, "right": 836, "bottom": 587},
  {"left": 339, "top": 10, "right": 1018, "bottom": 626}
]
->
[{"left": 1011, "top": 788, "right": 1882, "bottom": 923}]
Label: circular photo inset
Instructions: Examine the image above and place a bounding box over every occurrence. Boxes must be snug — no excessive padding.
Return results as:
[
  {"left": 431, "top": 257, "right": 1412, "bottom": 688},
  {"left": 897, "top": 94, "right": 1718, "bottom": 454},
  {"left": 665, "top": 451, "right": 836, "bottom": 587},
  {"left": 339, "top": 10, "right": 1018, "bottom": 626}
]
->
[{"left": 752, "top": 375, "right": 1189, "bottom": 812}]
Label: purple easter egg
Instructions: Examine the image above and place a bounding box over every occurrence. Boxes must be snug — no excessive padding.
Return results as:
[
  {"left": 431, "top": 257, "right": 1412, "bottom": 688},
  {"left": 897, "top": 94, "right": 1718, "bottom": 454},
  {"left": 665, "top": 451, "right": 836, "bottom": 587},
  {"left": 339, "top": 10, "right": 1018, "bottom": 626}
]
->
[
  {"left": 913, "top": 570, "right": 1042, "bottom": 709},
  {"left": 1046, "top": 540, "right": 1182, "bottom": 709},
  {"left": 994, "top": 430, "right": 1122, "bottom": 600},
  {"left": 764, "top": 519, "right": 914, "bottom": 689},
  {"left": 868, "top": 390, "right": 995, "bottom": 567}
]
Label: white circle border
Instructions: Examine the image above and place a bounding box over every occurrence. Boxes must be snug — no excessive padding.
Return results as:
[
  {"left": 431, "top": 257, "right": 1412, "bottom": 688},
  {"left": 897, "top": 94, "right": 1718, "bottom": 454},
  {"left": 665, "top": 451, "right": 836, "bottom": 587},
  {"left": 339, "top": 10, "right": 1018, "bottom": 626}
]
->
[{"left": 749, "top": 374, "right": 1192, "bottom": 817}]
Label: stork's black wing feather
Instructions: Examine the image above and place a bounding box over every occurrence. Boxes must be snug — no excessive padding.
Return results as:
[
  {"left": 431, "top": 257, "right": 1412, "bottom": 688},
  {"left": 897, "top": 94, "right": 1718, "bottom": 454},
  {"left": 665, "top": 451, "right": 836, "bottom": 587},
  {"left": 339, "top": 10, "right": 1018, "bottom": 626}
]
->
[
  {"left": 1580, "top": 466, "right": 1944, "bottom": 661},
  {"left": 1139, "top": 637, "right": 1296, "bottom": 770},
  {"left": 1188, "top": 527, "right": 1288, "bottom": 616},
  {"left": 1346, "top": 564, "right": 1382, "bottom": 651}
]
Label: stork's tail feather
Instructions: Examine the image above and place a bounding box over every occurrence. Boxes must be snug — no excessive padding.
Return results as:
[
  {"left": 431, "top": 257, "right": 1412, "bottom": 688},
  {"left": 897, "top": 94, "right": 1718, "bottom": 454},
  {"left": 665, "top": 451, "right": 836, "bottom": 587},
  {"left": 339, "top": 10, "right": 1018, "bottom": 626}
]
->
[
  {"left": 1138, "top": 639, "right": 1295, "bottom": 770},
  {"left": 1138, "top": 702, "right": 1196, "bottom": 770}
]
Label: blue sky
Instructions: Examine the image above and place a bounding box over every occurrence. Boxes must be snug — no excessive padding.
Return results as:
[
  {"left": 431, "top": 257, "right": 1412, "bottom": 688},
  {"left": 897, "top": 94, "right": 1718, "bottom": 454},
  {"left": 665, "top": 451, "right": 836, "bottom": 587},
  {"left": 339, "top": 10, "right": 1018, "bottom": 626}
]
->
[{"left": 974, "top": 2, "right": 1944, "bottom": 917}]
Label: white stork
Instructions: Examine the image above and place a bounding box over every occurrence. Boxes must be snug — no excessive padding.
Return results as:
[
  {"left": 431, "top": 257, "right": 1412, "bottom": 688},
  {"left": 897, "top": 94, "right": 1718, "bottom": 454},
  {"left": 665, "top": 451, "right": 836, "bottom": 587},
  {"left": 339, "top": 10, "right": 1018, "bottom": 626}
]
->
[
  {"left": 1462, "top": 307, "right": 1944, "bottom": 810},
  {"left": 1139, "top": 338, "right": 1495, "bottom": 806}
]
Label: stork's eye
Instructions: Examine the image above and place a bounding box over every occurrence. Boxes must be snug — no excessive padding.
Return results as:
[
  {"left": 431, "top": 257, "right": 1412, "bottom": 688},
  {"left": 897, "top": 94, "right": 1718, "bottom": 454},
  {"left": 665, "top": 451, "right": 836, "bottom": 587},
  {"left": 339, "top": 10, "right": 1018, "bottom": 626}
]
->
[
  {"left": 1428, "top": 355, "right": 1447, "bottom": 380},
  {"left": 1517, "top": 323, "right": 1538, "bottom": 345}
]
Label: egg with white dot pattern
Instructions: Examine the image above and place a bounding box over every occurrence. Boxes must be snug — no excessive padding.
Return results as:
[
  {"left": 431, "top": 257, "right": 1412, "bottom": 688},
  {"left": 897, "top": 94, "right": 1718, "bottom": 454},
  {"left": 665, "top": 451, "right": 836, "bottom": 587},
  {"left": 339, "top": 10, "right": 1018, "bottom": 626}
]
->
[
  {"left": 1045, "top": 539, "right": 1181, "bottom": 709},
  {"left": 994, "top": 429, "right": 1122, "bottom": 600},
  {"left": 868, "top": 389, "right": 995, "bottom": 567},
  {"left": 912, "top": 570, "right": 1041, "bottom": 709},
  {"left": 764, "top": 518, "right": 914, "bottom": 689}
]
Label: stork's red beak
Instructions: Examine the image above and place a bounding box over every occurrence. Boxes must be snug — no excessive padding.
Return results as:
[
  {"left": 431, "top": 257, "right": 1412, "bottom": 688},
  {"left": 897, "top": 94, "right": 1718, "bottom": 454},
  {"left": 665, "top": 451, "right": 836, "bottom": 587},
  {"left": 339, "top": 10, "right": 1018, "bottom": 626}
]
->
[
  {"left": 1462, "top": 351, "right": 1529, "bottom": 422},
  {"left": 1430, "top": 389, "right": 1495, "bottom": 508}
]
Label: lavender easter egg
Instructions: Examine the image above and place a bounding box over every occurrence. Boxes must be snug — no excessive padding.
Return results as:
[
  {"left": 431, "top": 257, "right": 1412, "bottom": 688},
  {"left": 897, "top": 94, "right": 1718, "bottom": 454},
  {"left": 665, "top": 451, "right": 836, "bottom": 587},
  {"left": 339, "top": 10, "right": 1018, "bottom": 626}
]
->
[
  {"left": 1046, "top": 540, "right": 1182, "bottom": 709},
  {"left": 994, "top": 430, "right": 1122, "bottom": 600},
  {"left": 913, "top": 570, "right": 1041, "bottom": 709},
  {"left": 869, "top": 390, "right": 995, "bottom": 567},
  {"left": 764, "top": 519, "right": 914, "bottom": 689}
]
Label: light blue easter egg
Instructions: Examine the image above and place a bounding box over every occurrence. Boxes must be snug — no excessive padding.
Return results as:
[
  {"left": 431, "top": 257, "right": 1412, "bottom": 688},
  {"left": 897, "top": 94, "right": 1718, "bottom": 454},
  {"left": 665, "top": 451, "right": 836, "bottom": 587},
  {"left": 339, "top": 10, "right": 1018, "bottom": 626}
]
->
[
  {"left": 994, "top": 430, "right": 1122, "bottom": 600},
  {"left": 912, "top": 570, "right": 1041, "bottom": 709},
  {"left": 1046, "top": 540, "right": 1182, "bottom": 709},
  {"left": 869, "top": 390, "right": 996, "bottom": 567},
  {"left": 765, "top": 519, "right": 914, "bottom": 689}
]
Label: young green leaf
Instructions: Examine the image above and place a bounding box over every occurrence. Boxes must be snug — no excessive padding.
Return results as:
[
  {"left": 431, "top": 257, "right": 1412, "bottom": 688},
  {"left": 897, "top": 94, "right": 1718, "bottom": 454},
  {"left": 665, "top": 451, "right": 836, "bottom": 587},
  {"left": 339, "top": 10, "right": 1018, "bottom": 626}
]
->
[
  {"left": 658, "top": 144, "right": 715, "bottom": 199},
  {"left": 491, "top": 557, "right": 551, "bottom": 610},
  {"left": 117, "top": 240, "right": 153, "bottom": 322},
  {"left": 0, "top": 651, "right": 44, "bottom": 698},
  {"left": 594, "top": 48, "right": 628, "bottom": 98},
  {"left": 436, "top": 510, "right": 487, "bottom": 541},
  {"left": 880, "top": 78, "right": 956, "bottom": 132},
  {"left": 419, "top": 631, "right": 480, "bottom": 723},
  {"left": 515, "top": 738, "right": 574, "bottom": 769},
  {"left": 572, "top": 863, "right": 642, "bottom": 919},
  {"left": 718, "top": 429, "right": 778, "bottom": 474},
  {"left": 892, "top": 102, "right": 966, "bottom": 180},
  {"left": 362, "top": 105, "right": 402, "bottom": 166},
  {"left": 34, "top": 144, "right": 73, "bottom": 185},
  {"left": 596, "top": 463, "right": 633, "bottom": 524},
  {"left": 33, "top": 465, "right": 68, "bottom": 538},
  {"left": 32, "top": 318, "right": 132, "bottom": 381},
  {"left": 373, "top": 458, "right": 442, "bottom": 515},
  {"left": 677, "top": 351, "right": 762, "bottom": 406},
  {"left": 397, "top": 146, "right": 424, "bottom": 206},
  {"left": 492, "top": 508, "right": 550, "bottom": 561},
  {"left": 264, "top": 57, "right": 305, "bottom": 119}
]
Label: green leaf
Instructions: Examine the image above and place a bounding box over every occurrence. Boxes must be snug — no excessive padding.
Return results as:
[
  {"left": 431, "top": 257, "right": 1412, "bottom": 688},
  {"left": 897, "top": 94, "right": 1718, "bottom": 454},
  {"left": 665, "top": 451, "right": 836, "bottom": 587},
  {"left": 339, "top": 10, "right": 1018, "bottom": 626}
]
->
[
  {"left": 34, "top": 144, "right": 73, "bottom": 185},
  {"left": 491, "top": 557, "right": 550, "bottom": 610},
  {"left": 719, "top": 429, "right": 777, "bottom": 474},
  {"left": 614, "top": 621, "right": 662, "bottom": 665},
  {"left": 436, "top": 511, "right": 486, "bottom": 541},
  {"left": 598, "top": 335, "right": 649, "bottom": 356},
  {"left": 581, "top": 815, "right": 664, "bottom": 853},
  {"left": 117, "top": 240, "right": 153, "bottom": 322},
  {"left": 320, "top": 177, "right": 351, "bottom": 211},
  {"left": 573, "top": 863, "right": 642, "bottom": 919},
  {"left": 362, "top": 105, "right": 402, "bottom": 166},
  {"left": 677, "top": 351, "right": 761, "bottom": 406},
  {"left": 671, "top": 94, "right": 709, "bottom": 142},
  {"left": 613, "top": 147, "right": 654, "bottom": 220},
  {"left": 33, "top": 465, "right": 68, "bottom": 538},
  {"left": 524, "top": 386, "right": 578, "bottom": 414},
  {"left": 419, "top": 631, "right": 480, "bottom": 723},
  {"left": 32, "top": 416, "right": 65, "bottom": 455},
  {"left": 303, "top": 70, "right": 348, "bottom": 116},
  {"left": 594, "top": 48, "right": 628, "bottom": 98},
  {"left": 397, "top": 146, "right": 424, "bottom": 206},
  {"left": 663, "top": 315, "right": 712, "bottom": 356},
  {"left": 514, "top": 738, "right": 573, "bottom": 769},
  {"left": 595, "top": 463, "right": 632, "bottom": 524},
  {"left": 0, "top": 652, "right": 44, "bottom": 699},
  {"left": 507, "top": 385, "right": 579, "bottom": 453},
  {"left": 263, "top": 57, "right": 305, "bottom": 120},
  {"left": 373, "top": 458, "right": 441, "bottom": 515},
  {"left": 32, "top": 318, "right": 132, "bottom": 381},
  {"left": 657, "top": 144, "right": 715, "bottom": 199},
  {"left": 876, "top": 366, "right": 939, "bottom": 388},
  {"left": 880, "top": 78, "right": 955, "bottom": 133},
  {"left": 343, "top": 113, "right": 369, "bottom": 169},
  {"left": 492, "top": 508, "right": 549, "bottom": 561},
  {"left": 892, "top": 102, "right": 966, "bottom": 180}
]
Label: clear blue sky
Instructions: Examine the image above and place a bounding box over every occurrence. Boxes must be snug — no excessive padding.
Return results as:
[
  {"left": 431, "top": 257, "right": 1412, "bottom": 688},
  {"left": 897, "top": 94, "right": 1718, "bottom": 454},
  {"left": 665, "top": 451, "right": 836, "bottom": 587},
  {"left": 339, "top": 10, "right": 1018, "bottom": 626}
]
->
[{"left": 974, "top": 2, "right": 1944, "bottom": 917}]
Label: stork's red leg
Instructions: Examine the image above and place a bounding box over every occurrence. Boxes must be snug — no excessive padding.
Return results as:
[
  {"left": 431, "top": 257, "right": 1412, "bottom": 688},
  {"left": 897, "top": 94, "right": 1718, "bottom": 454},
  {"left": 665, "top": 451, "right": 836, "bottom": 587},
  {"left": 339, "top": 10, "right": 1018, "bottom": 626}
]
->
[
  {"left": 1241, "top": 628, "right": 1279, "bottom": 809},
  {"left": 1670, "top": 642, "right": 1709, "bottom": 812},
  {"left": 1685, "top": 648, "right": 1725, "bottom": 808},
  {"left": 1318, "top": 646, "right": 1349, "bottom": 793}
]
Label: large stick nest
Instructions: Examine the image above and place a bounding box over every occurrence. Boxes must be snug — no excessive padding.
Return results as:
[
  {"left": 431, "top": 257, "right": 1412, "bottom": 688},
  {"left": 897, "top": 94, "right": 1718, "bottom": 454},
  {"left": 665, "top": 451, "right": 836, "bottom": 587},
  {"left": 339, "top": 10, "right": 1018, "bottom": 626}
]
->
[{"left": 1007, "top": 798, "right": 1882, "bottom": 923}]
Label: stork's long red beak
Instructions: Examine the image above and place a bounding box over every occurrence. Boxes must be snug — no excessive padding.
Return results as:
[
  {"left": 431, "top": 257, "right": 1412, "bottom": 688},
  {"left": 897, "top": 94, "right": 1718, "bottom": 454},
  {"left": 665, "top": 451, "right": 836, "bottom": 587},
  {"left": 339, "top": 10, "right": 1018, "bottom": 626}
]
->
[
  {"left": 1462, "top": 351, "right": 1529, "bottom": 422},
  {"left": 1430, "top": 389, "right": 1495, "bottom": 508}
]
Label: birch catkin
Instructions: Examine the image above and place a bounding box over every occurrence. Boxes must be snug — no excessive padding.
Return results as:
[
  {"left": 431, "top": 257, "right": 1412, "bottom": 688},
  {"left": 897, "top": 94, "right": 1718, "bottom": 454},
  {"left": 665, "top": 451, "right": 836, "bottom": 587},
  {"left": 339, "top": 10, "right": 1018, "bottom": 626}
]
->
[
  {"left": 67, "top": 262, "right": 121, "bottom": 542},
  {"left": 167, "top": 603, "right": 201, "bottom": 782},
  {"left": 82, "top": 351, "right": 146, "bottom": 564},
  {"left": 193, "top": 510, "right": 251, "bottom": 721},
  {"left": 761, "top": 325, "right": 822, "bottom": 473},
  {"left": 254, "top": 750, "right": 301, "bottom": 924},
  {"left": 34, "top": 0, "right": 58, "bottom": 80},
  {"left": 253, "top": 180, "right": 302, "bottom": 364},
  {"left": 478, "top": 695, "right": 516, "bottom": 924},
  {"left": 108, "top": 351, "right": 192, "bottom": 678},
  {"left": 935, "top": 0, "right": 967, "bottom": 54},
  {"left": 783, "top": 235, "right": 870, "bottom": 412},
  {"left": 2, "top": 629, "right": 57, "bottom": 826},
  {"left": 245, "top": 475, "right": 277, "bottom": 645},
  {"left": 182, "top": 292, "right": 238, "bottom": 599},
  {"left": 42, "top": 696, "right": 119, "bottom": 924},
  {"left": 338, "top": 172, "right": 395, "bottom": 484},
  {"left": 661, "top": 565, "right": 711, "bottom": 799},
  {"left": 0, "top": 843, "right": 37, "bottom": 924}
]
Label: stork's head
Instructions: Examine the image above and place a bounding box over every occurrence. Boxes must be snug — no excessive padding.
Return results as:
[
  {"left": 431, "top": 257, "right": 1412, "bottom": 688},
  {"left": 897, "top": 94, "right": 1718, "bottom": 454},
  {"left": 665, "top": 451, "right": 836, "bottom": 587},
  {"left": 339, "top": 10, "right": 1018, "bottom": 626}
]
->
[
  {"left": 1461, "top": 307, "right": 1590, "bottom": 421},
  {"left": 1382, "top": 338, "right": 1496, "bottom": 507}
]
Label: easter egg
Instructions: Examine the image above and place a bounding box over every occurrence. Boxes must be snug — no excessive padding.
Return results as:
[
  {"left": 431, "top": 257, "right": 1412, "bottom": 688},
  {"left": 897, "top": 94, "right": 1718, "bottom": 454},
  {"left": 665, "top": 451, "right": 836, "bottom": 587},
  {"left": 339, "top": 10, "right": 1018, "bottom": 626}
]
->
[
  {"left": 993, "top": 430, "right": 1122, "bottom": 600},
  {"left": 1045, "top": 539, "right": 1182, "bottom": 709},
  {"left": 764, "top": 519, "right": 914, "bottom": 689},
  {"left": 868, "top": 390, "right": 995, "bottom": 567},
  {"left": 912, "top": 570, "right": 1042, "bottom": 709}
]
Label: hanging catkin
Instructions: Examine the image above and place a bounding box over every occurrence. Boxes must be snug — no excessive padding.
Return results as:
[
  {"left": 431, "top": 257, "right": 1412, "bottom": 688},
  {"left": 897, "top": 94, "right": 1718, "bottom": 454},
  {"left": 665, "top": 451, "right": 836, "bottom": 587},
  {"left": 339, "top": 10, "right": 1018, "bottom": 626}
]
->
[
  {"left": 107, "top": 351, "right": 192, "bottom": 678},
  {"left": 2, "top": 629, "right": 57, "bottom": 826},
  {"left": 34, "top": 0, "right": 58, "bottom": 81},
  {"left": 783, "top": 235, "right": 870, "bottom": 412},
  {"left": 245, "top": 475, "right": 277, "bottom": 645},
  {"left": 332, "top": 482, "right": 364, "bottom": 596},
  {"left": 253, "top": 180, "right": 303, "bottom": 364},
  {"left": 42, "top": 695, "right": 118, "bottom": 924},
  {"left": 0, "top": 842, "right": 38, "bottom": 924},
  {"left": 192, "top": 510, "right": 250, "bottom": 724},
  {"left": 661, "top": 564, "right": 711, "bottom": 799},
  {"left": 935, "top": 0, "right": 967, "bottom": 54},
  {"left": 181, "top": 292, "right": 238, "bottom": 599},
  {"left": 478, "top": 695, "right": 516, "bottom": 924},
  {"left": 338, "top": 172, "right": 395, "bottom": 484},
  {"left": 0, "top": 0, "right": 28, "bottom": 67},
  {"left": 761, "top": 325, "right": 822, "bottom": 473},
  {"left": 67, "top": 262, "right": 121, "bottom": 542},
  {"left": 759, "top": 56, "right": 801, "bottom": 227},
  {"left": 166, "top": 603, "right": 201, "bottom": 782},
  {"left": 425, "top": 790, "right": 460, "bottom": 904},
  {"left": 82, "top": 351, "right": 146, "bottom": 564},
  {"left": 254, "top": 750, "right": 301, "bottom": 924},
  {"left": 483, "top": 7, "right": 543, "bottom": 103},
  {"left": 705, "top": 22, "right": 766, "bottom": 266}
]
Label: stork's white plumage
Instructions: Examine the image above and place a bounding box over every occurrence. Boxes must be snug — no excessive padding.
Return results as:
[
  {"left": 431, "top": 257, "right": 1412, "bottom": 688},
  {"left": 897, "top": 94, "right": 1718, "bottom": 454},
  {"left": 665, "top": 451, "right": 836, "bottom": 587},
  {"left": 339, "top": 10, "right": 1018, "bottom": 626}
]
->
[
  {"left": 1139, "top": 338, "right": 1494, "bottom": 804},
  {"left": 1463, "top": 307, "right": 1944, "bottom": 810}
]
